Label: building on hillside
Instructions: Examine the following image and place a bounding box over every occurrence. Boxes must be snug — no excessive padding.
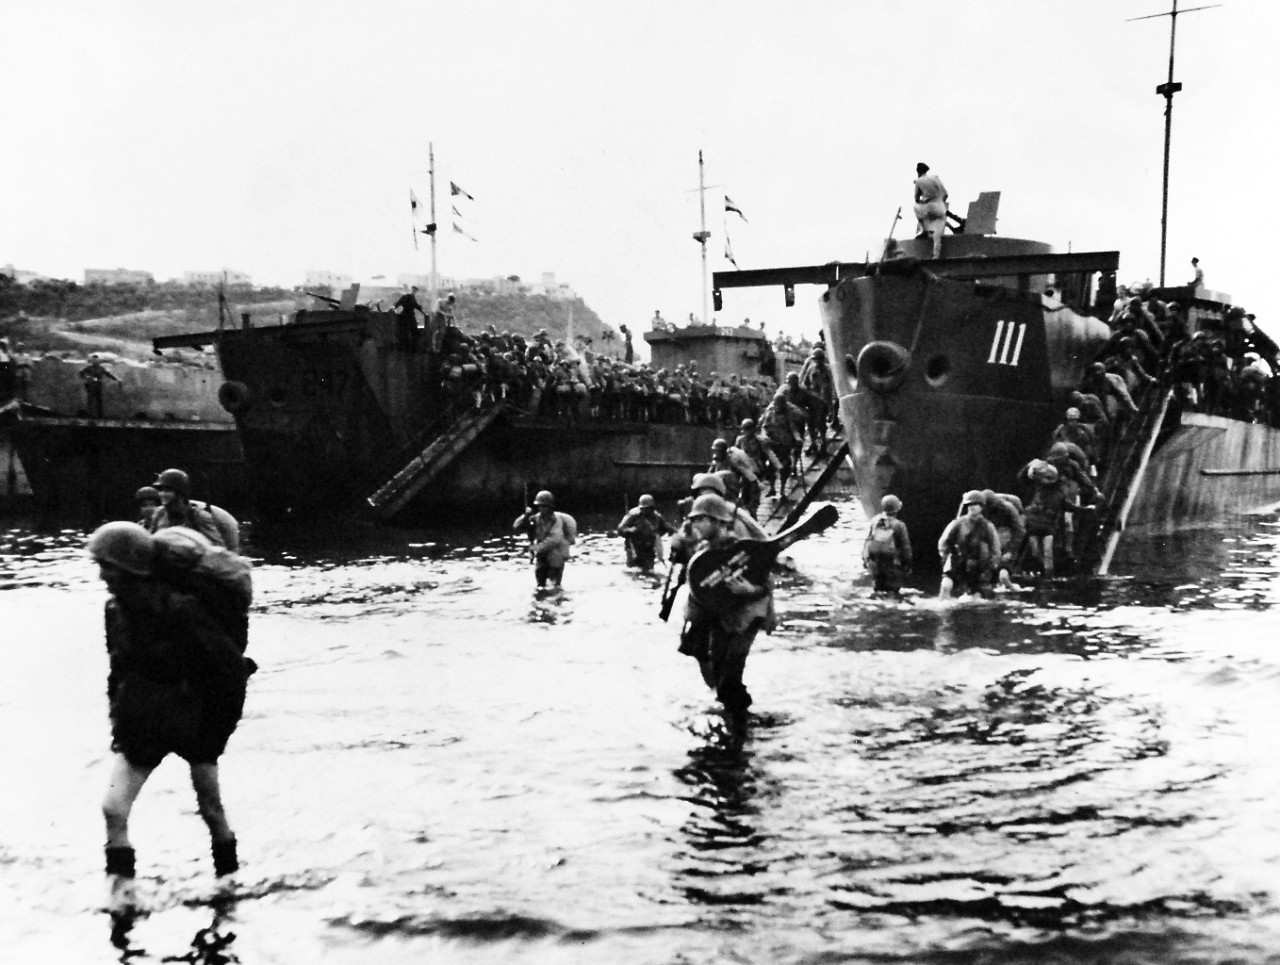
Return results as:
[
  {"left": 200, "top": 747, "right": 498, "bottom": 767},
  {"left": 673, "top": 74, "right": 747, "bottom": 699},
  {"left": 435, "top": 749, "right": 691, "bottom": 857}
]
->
[
  {"left": 304, "top": 270, "right": 353, "bottom": 292},
  {"left": 2, "top": 264, "right": 52, "bottom": 285},
  {"left": 183, "top": 269, "right": 252, "bottom": 288},
  {"left": 533, "top": 272, "right": 577, "bottom": 301},
  {"left": 84, "top": 268, "right": 155, "bottom": 286}
]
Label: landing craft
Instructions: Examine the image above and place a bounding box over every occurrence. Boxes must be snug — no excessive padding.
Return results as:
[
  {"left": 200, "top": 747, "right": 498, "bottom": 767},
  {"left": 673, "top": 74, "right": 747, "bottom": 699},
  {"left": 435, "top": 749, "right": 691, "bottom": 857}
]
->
[{"left": 716, "top": 191, "right": 1118, "bottom": 558}]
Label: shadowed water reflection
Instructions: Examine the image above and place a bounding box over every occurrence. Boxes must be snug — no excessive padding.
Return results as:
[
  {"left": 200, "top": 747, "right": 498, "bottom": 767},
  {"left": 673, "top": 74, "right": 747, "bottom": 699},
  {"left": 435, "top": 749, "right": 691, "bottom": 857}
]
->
[{"left": 2, "top": 495, "right": 1280, "bottom": 963}]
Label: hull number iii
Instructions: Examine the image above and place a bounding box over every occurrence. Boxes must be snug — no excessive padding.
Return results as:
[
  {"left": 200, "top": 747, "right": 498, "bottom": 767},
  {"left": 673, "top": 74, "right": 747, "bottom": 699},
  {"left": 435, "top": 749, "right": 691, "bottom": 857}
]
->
[{"left": 987, "top": 320, "right": 1027, "bottom": 367}]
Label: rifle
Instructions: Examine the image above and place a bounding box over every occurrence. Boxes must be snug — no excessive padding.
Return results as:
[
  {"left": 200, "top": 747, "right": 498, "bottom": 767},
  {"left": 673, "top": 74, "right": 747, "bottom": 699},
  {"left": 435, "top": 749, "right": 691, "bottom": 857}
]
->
[{"left": 658, "top": 561, "right": 687, "bottom": 622}]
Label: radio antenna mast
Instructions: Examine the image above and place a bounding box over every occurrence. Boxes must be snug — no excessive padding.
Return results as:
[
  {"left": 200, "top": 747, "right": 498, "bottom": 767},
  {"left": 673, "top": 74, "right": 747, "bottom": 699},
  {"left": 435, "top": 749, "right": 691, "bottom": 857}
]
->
[{"left": 1129, "top": 1, "right": 1220, "bottom": 285}]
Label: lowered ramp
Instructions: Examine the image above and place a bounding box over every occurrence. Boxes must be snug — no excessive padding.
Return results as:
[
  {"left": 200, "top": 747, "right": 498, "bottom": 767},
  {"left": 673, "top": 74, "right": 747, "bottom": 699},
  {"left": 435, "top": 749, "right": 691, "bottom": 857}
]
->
[
  {"left": 367, "top": 404, "right": 505, "bottom": 521},
  {"left": 756, "top": 436, "right": 850, "bottom": 536}
]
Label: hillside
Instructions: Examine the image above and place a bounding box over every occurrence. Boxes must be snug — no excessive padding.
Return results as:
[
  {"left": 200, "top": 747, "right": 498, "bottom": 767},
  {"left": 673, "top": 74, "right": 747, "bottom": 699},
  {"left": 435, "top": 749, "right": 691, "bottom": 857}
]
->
[{"left": 0, "top": 276, "right": 621, "bottom": 361}]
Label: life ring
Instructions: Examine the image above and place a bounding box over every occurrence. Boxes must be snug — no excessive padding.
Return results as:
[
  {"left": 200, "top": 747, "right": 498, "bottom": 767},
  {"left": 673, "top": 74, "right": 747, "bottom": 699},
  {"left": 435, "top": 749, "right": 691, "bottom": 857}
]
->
[
  {"left": 218, "top": 380, "right": 252, "bottom": 413},
  {"left": 855, "top": 341, "right": 911, "bottom": 394}
]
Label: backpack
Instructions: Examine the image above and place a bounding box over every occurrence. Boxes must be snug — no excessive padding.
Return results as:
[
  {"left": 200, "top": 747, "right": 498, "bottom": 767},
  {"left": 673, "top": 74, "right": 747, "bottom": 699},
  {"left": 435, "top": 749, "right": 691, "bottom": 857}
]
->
[
  {"left": 866, "top": 515, "right": 898, "bottom": 559},
  {"left": 152, "top": 527, "right": 253, "bottom": 655}
]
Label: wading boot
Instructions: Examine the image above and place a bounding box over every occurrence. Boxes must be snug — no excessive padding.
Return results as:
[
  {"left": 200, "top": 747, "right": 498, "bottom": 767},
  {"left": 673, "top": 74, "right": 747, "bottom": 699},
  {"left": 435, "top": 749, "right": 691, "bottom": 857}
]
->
[
  {"left": 212, "top": 837, "right": 239, "bottom": 877},
  {"left": 105, "top": 845, "right": 137, "bottom": 911}
]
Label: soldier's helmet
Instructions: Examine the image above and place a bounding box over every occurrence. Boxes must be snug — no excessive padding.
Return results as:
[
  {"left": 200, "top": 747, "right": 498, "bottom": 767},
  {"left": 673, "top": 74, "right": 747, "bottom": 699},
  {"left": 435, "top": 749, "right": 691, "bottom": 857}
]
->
[
  {"left": 533, "top": 490, "right": 555, "bottom": 507},
  {"left": 881, "top": 494, "right": 902, "bottom": 514},
  {"left": 87, "top": 521, "right": 155, "bottom": 576},
  {"left": 689, "top": 473, "right": 727, "bottom": 496},
  {"left": 963, "top": 489, "right": 985, "bottom": 507},
  {"left": 688, "top": 493, "right": 734, "bottom": 523},
  {"left": 152, "top": 468, "right": 191, "bottom": 496},
  {"left": 638, "top": 494, "right": 656, "bottom": 509}
]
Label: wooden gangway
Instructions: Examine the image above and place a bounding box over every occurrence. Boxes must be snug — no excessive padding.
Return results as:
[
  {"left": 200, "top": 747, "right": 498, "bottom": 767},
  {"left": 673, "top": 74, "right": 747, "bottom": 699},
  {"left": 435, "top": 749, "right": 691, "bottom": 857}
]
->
[
  {"left": 754, "top": 434, "right": 849, "bottom": 536},
  {"left": 366, "top": 403, "right": 506, "bottom": 521}
]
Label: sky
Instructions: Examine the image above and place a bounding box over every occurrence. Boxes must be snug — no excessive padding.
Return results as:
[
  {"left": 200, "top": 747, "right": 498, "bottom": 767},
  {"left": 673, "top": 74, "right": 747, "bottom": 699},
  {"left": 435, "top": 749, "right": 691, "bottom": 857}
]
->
[{"left": 3, "top": 0, "right": 1277, "bottom": 345}]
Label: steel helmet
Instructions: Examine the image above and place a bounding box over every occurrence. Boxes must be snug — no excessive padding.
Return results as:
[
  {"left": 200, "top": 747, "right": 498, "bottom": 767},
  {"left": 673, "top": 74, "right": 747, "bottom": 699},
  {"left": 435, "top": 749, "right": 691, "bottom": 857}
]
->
[
  {"left": 152, "top": 468, "right": 191, "bottom": 495},
  {"left": 881, "top": 494, "right": 902, "bottom": 514},
  {"left": 711, "top": 438, "right": 728, "bottom": 451},
  {"left": 963, "top": 489, "right": 985, "bottom": 507},
  {"left": 1033, "top": 462, "right": 1060, "bottom": 483},
  {"left": 689, "top": 473, "right": 727, "bottom": 496},
  {"left": 1065, "top": 407, "right": 1081, "bottom": 420},
  {"left": 688, "top": 493, "right": 734, "bottom": 523},
  {"left": 638, "top": 494, "right": 656, "bottom": 509},
  {"left": 87, "top": 521, "right": 155, "bottom": 576},
  {"left": 134, "top": 486, "right": 160, "bottom": 503},
  {"left": 533, "top": 490, "right": 555, "bottom": 507},
  {"left": 740, "top": 418, "right": 755, "bottom": 430}
]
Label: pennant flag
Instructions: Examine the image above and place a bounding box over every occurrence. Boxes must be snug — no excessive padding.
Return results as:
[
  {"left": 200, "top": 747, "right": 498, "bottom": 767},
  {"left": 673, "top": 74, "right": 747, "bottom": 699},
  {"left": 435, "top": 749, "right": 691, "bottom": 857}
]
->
[
  {"left": 410, "top": 189, "right": 420, "bottom": 250},
  {"left": 725, "top": 195, "right": 747, "bottom": 222},
  {"left": 453, "top": 222, "right": 478, "bottom": 242},
  {"left": 452, "top": 204, "right": 462, "bottom": 217},
  {"left": 410, "top": 189, "right": 420, "bottom": 216},
  {"left": 725, "top": 232, "right": 738, "bottom": 269},
  {"left": 450, "top": 181, "right": 474, "bottom": 201}
]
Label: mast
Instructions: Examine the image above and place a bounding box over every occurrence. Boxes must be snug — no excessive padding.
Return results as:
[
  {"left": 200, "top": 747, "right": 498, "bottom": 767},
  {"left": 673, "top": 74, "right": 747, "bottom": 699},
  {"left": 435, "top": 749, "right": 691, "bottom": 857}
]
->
[
  {"left": 692, "top": 150, "right": 711, "bottom": 325},
  {"left": 1131, "top": 1, "right": 1219, "bottom": 285},
  {"left": 429, "top": 142, "right": 439, "bottom": 305}
]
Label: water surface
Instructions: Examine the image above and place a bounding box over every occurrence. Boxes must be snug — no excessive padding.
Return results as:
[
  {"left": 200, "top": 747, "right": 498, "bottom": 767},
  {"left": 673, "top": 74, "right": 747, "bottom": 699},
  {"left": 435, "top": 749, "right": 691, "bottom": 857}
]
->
[{"left": 2, "top": 494, "right": 1279, "bottom": 963}]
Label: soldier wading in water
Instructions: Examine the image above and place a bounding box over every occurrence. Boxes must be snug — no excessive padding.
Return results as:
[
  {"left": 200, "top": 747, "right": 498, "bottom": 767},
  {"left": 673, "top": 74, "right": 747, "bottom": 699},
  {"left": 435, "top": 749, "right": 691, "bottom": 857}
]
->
[
  {"left": 671, "top": 493, "right": 777, "bottom": 716},
  {"left": 88, "top": 522, "right": 254, "bottom": 908},
  {"left": 513, "top": 490, "right": 578, "bottom": 591}
]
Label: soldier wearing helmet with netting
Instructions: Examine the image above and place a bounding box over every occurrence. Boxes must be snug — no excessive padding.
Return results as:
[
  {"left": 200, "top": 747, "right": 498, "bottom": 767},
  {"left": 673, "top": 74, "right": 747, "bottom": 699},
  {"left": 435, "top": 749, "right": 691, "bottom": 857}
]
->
[{"left": 86, "top": 521, "right": 252, "bottom": 908}]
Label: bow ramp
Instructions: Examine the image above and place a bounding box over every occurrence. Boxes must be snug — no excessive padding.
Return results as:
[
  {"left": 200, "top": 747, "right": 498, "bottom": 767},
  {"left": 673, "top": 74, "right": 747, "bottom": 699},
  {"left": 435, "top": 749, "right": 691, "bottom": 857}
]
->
[
  {"left": 756, "top": 433, "right": 849, "bottom": 536},
  {"left": 367, "top": 404, "right": 506, "bottom": 521}
]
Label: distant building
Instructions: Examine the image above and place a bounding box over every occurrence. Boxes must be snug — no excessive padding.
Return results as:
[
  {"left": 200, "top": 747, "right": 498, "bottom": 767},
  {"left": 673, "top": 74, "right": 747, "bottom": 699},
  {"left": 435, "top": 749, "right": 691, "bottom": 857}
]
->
[
  {"left": 304, "top": 270, "right": 352, "bottom": 292},
  {"left": 533, "top": 272, "right": 577, "bottom": 301},
  {"left": 1, "top": 264, "right": 51, "bottom": 285},
  {"left": 84, "top": 267, "right": 154, "bottom": 286},
  {"left": 183, "top": 269, "right": 252, "bottom": 288}
]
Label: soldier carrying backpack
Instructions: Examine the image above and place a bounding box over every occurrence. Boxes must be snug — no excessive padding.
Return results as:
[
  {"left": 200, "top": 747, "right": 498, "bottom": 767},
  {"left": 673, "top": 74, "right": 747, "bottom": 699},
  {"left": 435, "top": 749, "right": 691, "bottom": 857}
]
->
[{"left": 862, "top": 494, "right": 913, "bottom": 595}]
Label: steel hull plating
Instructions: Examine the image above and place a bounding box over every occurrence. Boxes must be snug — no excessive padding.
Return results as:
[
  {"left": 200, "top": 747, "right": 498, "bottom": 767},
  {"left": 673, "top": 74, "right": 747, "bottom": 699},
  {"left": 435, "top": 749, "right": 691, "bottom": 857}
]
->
[
  {"left": 213, "top": 311, "right": 724, "bottom": 522},
  {"left": 822, "top": 263, "right": 1110, "bottom": 554},
  {"left": 1128, "top": 413, "right": 1280, "bottom": 532},
  {"left": 6, "top": 417, "right": 247, "bottom": 521}
]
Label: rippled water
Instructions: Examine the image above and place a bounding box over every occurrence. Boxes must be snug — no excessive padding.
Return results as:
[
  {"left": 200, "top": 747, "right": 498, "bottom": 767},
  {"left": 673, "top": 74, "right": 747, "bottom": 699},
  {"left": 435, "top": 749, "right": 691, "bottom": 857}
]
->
[{"left": 3, "top": 494, "right": 1280, "bottom": 964}]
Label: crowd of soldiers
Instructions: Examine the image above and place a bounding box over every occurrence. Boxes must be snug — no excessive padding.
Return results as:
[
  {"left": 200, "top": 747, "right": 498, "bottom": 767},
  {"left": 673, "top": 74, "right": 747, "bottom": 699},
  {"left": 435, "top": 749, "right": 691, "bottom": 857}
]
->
[
  {"left": 929, "top": 278, "right": 1274, "bottom": 597},
  {"left": 434, "top": 325, "right": 843, "bottom": 443}
]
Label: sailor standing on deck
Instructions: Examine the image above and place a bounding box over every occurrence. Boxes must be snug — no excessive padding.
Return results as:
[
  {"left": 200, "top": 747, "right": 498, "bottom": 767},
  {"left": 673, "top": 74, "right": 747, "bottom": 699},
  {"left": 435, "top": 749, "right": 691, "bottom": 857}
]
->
[
  {"left": 513, "top": 490, "right": 578, "bottom": 590},
  {"left": 913, "top": 162, "right": 948, "bottom": 259},
  {"left": 78, "top": 355, "right": 120, "bottom": 418},
  {"left": 393, "top": 286, "right": 425, "bottom": 351}
]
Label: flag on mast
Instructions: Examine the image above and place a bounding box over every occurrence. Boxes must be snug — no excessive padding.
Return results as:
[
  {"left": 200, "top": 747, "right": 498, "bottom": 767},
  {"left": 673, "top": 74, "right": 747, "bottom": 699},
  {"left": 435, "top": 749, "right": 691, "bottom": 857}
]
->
[
  {"left": 410, "top": 189, "right": 421, "bottom": 250},
  {"left": 452, "top": 223, "right": 478, "bottom": 242},
  {"left": 725, "top": 231, "right": 738, "bottom": 269},
  {"left": 450, "top": 181, "right": 474, "bottom": 201},
  {"left": 725, "top": 195, "right": 747, "bottom": 222}
]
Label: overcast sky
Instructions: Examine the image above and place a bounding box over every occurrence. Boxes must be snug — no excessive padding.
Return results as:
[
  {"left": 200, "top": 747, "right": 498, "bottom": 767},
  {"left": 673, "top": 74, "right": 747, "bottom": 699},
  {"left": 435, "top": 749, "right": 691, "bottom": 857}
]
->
[{"left": 3, "top": 0, "right": 1275, "bottom": 341}]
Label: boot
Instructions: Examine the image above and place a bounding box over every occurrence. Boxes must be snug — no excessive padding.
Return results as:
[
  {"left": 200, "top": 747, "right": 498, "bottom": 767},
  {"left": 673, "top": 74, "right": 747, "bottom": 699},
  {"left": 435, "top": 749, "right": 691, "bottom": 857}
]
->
[
  {"left": 105, "top": 845, "right": 137, "bottom": 911},
  {"left": 212, "top": 837, "right": 239, "bottom": 877}
]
